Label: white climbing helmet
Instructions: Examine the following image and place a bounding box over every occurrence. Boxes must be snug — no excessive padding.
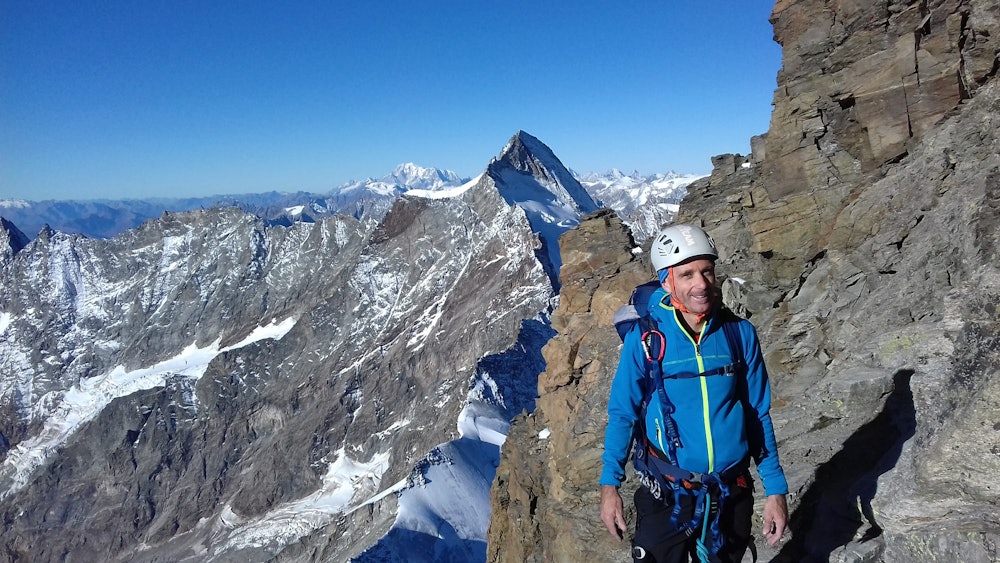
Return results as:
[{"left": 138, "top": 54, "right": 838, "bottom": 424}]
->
[{"left": 650, "top": 224, "right": 718, "bottom": 272}]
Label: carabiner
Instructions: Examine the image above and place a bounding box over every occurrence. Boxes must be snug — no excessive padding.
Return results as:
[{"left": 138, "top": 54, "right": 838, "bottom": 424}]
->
[{"left": 640, "top": 330, "right": 666, "bottom": 362}]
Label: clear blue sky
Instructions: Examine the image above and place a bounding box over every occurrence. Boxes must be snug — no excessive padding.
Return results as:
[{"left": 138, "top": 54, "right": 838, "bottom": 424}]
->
[{"left": 1, "top": 1, "right": 781, "bottom": 201}]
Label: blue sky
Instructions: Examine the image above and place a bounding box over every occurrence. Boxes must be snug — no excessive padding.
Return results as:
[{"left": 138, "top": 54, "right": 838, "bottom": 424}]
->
[{"left": 1, "top": 1, "right": 781, "bottom": 201}]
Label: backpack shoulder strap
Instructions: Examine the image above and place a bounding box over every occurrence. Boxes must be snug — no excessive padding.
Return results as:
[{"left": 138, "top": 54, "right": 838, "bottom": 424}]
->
[
  {"left": 719, "top": 309, "right": 745, "bottom": 375},
  {"left": 632, "top": 280, "right": 663, "bottom": 316},
  {"left": 634, "top": 314, "right": 682, "bottom": 456}
]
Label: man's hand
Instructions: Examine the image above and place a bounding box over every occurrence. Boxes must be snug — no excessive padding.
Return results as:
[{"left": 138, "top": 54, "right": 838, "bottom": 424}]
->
[
  {"left": 600, "top": 485, "right": 627, "bottom": 541},
  {"left": 763, "top": 494, "right": 788, "bottom": 546}
]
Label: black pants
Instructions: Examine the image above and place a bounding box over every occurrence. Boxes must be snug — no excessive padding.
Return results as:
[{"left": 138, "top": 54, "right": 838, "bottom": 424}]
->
[{"left": 631, "top": 477, "right": 753, "bottom": 563}]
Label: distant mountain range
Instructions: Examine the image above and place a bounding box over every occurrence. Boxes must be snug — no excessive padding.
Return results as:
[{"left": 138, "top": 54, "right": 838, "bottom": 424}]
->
[
  {"left": 1, "top": 155, "right": 702, "bottom": 245},
  {"left": 576, "top": 169, "right": 703, "bottom": 243}
]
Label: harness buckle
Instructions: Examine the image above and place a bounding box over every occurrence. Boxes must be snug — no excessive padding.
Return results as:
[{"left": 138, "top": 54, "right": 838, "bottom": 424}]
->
[{"left": 665, "top": 471, "right": 704, "bottom": 490}]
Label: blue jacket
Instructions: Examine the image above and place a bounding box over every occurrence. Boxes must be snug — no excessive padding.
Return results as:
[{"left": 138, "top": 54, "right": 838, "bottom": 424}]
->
[{"left": 600, "top": 287, "right": 789, "bottom": 497}]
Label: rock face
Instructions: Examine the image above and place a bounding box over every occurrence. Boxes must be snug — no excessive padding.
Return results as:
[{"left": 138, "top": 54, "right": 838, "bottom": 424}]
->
[
  {"left": 764, "top": 0, "right": 997, "bottom": 203},
  {"left": 488, "top": 1, "right": 1000, "bottom": 562}
]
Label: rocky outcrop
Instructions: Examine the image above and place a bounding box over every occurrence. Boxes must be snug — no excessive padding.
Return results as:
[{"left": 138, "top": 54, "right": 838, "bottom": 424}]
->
[
  {"left": 764, "top": 0, "right": 997, "bottom": 201},
  {"left": 488, "top": 209, "right": 649, "bottom": 563},
  {"left": 759, "top": 0, "right": 999, "bottom": 267},
  {"left": 489, "top": 1, "right": 1000, "bottom": 562},
  {"left": 700, "top": 77, "right": 1000, "bottom": 563}
]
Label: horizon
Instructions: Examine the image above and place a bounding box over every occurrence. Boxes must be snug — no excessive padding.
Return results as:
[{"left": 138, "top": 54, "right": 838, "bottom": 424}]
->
[{"left": 1, "top": 1, "right": 781, "bottom": 202}]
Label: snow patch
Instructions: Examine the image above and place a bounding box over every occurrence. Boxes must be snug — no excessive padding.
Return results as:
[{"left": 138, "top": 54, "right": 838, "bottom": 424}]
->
[
  {"left": 334, "top": 220, "right": 350, "bottom": 247},
  {"left": 406, "top": 174, "right": 481, "bottom": 200},
  {"left": 213, "top": 448, "right": 396, "bottom": 551},
  {"left": 0, "top": 317, "right": 298, "bottom": 500},
  {"left": 0, "top": 312, "right": 11, "bottom": 335},
  {"left": 386, "top": 438, "right": 496, "bottom": 562},
  {"left": 457, "top": 401, "right": 508, "bottom": 447},
  {"left": 376, "top": 418, "right": 412, "bottom": 439}
]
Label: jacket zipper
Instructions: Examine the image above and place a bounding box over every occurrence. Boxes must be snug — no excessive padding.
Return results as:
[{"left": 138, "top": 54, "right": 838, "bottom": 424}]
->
[{"left": 677, "top": 317, "right": 715, "bottom": 473}]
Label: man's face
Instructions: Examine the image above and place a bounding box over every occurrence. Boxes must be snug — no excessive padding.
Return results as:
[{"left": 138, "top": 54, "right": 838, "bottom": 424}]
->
[{"left": 662, "top": 258, "right": 717, "bottom": 315}]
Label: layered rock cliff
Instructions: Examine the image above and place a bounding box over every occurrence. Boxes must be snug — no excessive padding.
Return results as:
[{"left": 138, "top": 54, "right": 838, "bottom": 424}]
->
[{"left": 488, "top": 1, "right": 1000, "bottom": 562}]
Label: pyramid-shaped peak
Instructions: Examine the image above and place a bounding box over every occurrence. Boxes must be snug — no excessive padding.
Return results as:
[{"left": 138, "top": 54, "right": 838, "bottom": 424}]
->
[
  {"left": 509, "top": 130, "right": 551, "bottom": 153},
  {"left": 500, "top": 131, "right": 563, "bottom": 170},
  {"left": 1, "top": 216, "right": 30, "bottom": 259},
  {"left": 497, "top": 132, "right": 572, "bottom": 183},
  {"left": 489, "top": 131, "right": 598, "bottom": 215}
]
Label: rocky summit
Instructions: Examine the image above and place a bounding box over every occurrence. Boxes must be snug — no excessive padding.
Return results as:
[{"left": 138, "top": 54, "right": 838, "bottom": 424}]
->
[{"left": 489, "top": 1, "right": 1000, "bottom": 562}]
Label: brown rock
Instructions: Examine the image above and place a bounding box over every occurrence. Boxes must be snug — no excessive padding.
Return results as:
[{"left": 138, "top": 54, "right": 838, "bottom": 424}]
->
[{"left": 488, "top": 210, "right": 647, "bottom": 563}]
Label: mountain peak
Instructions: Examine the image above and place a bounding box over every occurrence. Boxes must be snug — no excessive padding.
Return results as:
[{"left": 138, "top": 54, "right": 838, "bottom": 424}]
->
[
  {"left": 498, "top": 131, "right": 563, "bottom": 175},
  {"left": 0, "top": 217, "right": 30, "bottom": 262},
  {"left": 385, "top": 163, "right": 464, "bottom": 191},
  {"left": 491, "top": 131, "right": 598, "bottom": 215},
  {"left": 484, "top": 132, "right": 600, "bottom": 289}
]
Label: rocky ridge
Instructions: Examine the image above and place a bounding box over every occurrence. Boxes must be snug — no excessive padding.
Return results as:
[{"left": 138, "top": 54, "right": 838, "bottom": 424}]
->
[{"left": 489, "top": 1, "right": 1000, "bottom": 562}]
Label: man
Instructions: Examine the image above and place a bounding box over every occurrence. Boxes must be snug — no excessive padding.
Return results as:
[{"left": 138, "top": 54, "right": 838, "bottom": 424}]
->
[{"left": 600, "top": 224, "right": 788, "bottom": 563}]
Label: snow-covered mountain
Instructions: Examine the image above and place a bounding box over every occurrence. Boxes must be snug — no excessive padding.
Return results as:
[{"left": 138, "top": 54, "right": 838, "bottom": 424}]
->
[
  {"left": 328, "top": 163, "right": 468, "bottom": 224},
  {"left": 577, "top": 169, "right": 705, "bottom": 243},
  {"left": 386, "top": 162, "right": 465, "bottom": 191},
  {"left": 486, "top": 131, "right": 599, "bottom": 288},
  {"left": 0, "top": 132, "right": 595, "bottom": 562}
]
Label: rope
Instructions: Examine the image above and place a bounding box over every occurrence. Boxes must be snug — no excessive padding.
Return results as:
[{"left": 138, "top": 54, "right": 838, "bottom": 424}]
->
[{"left": 695, "top": 492, "right": 712, "bottom": 563}]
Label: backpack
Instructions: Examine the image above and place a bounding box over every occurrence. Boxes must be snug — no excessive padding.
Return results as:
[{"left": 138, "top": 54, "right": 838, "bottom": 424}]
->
[{"left": 612, "top": 281, "right": 752, "bottom": 563}]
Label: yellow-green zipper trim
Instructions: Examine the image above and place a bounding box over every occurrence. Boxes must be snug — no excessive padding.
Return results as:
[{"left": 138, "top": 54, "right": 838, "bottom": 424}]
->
[{"left": 674, "top": 313, "right": 715, "bottom": 473}]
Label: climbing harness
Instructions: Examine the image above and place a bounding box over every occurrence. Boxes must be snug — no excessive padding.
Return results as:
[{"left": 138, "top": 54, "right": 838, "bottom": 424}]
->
[{"left": 616, "top": 283, "right": 751, "bottom": 563}]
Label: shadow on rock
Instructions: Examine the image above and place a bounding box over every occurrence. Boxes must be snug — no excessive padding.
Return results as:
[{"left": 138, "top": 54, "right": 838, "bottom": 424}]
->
[
  {"left": 774, "top": 369, "right": 916, "bottom": 562},
  {"left": 353, "top": 526, "right": 486, "bottom": 563}
]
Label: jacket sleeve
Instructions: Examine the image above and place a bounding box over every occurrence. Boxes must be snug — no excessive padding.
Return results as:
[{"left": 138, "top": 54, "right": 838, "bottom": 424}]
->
[
  {"left": 599, "top": 327, "right": 646, "bottom": 486},
  {"left": 740, "top": 321, "right": 789, "bottom": 496}
]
